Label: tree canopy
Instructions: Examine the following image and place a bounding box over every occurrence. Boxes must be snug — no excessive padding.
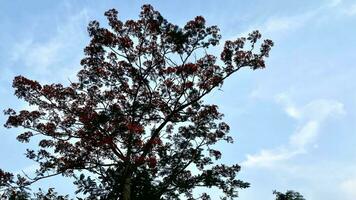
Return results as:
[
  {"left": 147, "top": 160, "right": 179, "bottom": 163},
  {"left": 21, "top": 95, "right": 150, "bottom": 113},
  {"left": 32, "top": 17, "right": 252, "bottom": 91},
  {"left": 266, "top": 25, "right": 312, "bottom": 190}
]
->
[
  {"left": 273, "top": 190, "right": 306, "bottom": 200},
  {"left": 1, "top": 4, "right": 273, "bottom": 200}
]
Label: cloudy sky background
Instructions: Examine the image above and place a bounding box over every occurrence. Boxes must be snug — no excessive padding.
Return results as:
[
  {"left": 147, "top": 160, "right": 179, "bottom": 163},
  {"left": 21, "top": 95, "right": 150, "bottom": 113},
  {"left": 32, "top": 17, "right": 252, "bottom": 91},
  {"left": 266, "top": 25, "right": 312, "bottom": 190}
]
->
[{"left": 1, "top": 0, "right": 356, "bottom": 199}]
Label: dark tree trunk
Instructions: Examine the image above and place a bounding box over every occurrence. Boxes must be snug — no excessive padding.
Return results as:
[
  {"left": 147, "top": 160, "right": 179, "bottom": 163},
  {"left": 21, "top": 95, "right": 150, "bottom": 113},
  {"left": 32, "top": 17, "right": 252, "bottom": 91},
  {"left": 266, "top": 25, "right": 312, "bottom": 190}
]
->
[{"left": 122, "top": 176, "right": 131, "bottom": 200}]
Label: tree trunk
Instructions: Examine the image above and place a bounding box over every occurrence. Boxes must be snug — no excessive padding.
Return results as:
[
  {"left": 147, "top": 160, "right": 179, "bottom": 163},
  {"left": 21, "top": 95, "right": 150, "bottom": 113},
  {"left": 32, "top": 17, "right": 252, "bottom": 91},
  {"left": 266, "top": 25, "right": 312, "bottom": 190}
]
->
[{"left": 122, "top": 176, "right": 131, "bottom": 200}]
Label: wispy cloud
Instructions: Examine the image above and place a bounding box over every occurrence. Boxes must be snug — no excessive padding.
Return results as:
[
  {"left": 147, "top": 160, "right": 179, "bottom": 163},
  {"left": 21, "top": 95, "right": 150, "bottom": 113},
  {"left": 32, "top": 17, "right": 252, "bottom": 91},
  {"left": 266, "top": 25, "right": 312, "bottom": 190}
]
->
[
  {"left": 343, "top": 3, "right": 356, "bottom": 16},
  {"left": 16, "top": 163, "right": 38, "bottom": 176},
  {"left": 340, "top": 177, "right": 356, "bottom": 200},
  {"left": 242, "top": 94, "right": 345, "bottom": 168},
  {"left": 11, "top": 39, "right": 62, "bottom": 74},
  {"left": 327, "top": 0, "right": 342, "bottom": 8},
  {"left": 237, "top": 0, "right": 344, "bottom": 38},
  {"left": 243, "top": 148, "right": 303, "bottom": 168},
  {"left": 10, "top": 8, "right": 89, "bottom": 82},
  {"left": 263, "top": 11, "right": 316, "bottom": 34},
  {"left": 237, "top": 10, "right": 315, "bottom": 38}
]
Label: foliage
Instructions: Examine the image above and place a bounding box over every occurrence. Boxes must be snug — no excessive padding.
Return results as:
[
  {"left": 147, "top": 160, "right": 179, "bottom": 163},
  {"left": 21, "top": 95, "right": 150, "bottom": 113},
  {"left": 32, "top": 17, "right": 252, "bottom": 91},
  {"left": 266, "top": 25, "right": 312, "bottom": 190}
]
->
[
  {"left": 273, "top": 190, "right": 306, "bottom": 200},
  {"left": 1, "top": 4, "right": 272, "bottom": 200}
]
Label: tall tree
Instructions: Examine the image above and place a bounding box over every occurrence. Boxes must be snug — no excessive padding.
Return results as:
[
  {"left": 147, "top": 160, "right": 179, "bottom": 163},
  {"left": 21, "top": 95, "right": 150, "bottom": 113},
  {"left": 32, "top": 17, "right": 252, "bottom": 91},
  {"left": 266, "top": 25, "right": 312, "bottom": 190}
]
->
[{"left": 1, "top": 4, "right": 273, "bottom": 200}]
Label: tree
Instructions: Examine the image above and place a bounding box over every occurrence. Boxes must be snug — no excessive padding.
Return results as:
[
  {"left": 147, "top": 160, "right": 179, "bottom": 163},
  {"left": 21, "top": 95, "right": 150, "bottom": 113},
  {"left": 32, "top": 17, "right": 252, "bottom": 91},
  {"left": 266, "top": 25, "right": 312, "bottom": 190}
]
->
[
  {"left": 1, "top": 4, "right": 273, "bottom": 200},
  {"left": 273, "top": 190, "right": 306, "bottom": 200}
]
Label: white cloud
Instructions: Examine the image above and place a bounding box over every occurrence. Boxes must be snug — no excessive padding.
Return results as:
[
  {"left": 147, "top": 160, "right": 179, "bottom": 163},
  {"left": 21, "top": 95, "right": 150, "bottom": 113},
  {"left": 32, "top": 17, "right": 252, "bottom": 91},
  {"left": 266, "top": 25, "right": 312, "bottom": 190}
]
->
[
  {"left": 264, "top": 11, "right": 316, "bottom": 34},
  {"left": 18, "top": 40, "right": 62, "bottom": 74},
  {"left": 236, "top": 9, "right": 317, "bottom": 39},
  {"left": 289, "top": 120, "right": 319, "bottom": 147},
  {"left": 243, "top": 148, "right": 303, "bottom": 168},
  {"left": 328, "top": 0, "right": 342, "bottom": 8},
  {"left": 242, "top": 94, "right": 345, "bottom": 168},
  {"left": 304, "top": 99, "right": 345, "bottom": 120},
  {"left": 10, "top": 39, "right": 33, "bottom": 61},
  {"left": 237, "top": 0, "right": 344, "bottom": 39},
  {"left": 343, "top": 3, "right": 356, "bottom": 16},
  {"left": 10, "top": 9, "right": 89, "bottom": 82},
  {"left": 275, "top": 93, "right": 301, "bottom": 119},
  {"left": 340, "top": 177, "right": 356, "bottom": 199}
]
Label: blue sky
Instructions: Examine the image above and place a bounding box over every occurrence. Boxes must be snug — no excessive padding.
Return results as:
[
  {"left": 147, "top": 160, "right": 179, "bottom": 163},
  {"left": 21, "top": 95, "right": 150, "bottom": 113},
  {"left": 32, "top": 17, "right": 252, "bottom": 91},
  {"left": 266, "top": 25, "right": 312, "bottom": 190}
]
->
[{"left": 1, "top": 0, "right": 356, "bottom": 199}]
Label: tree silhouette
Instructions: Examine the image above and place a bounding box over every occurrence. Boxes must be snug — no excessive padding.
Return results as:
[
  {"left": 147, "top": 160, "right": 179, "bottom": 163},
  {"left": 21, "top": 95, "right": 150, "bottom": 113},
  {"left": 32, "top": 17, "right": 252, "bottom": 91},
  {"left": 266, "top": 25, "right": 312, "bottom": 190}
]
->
[
  {"left": 273, "top": 190, "right": 306, "bottom": 200},
  {"left": 1, "top": 4, "right": 273, "bottom": 200}
]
